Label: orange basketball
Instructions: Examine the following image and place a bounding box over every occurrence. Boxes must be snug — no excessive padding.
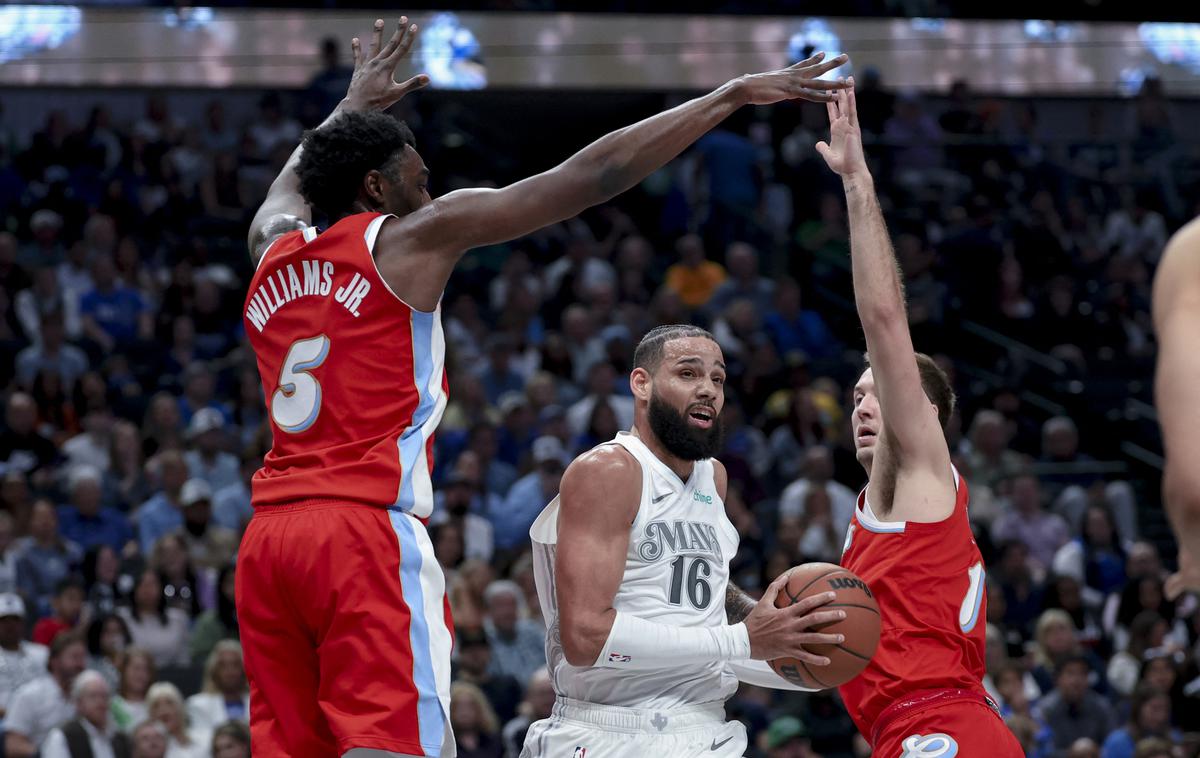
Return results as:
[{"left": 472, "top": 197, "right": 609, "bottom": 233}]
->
[{"left": 767, "top": 562, "right": 881, "bottom": 689}]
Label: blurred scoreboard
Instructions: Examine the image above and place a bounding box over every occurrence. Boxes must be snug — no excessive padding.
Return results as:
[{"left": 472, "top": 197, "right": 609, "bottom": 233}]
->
[{"left": 2, "top": 4, "right": 1200, "bottom": 95}]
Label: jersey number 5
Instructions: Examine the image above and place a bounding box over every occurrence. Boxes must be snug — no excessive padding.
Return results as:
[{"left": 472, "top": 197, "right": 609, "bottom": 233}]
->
[{"left": 272, "top": 335, "right": 331, "bottom": 433}]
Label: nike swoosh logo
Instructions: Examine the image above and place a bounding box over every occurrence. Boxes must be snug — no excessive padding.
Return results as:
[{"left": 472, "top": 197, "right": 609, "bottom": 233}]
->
[
  {"left": 652, "top": 492, "right": 672, "bottom": 503},
  {"left": 711, "top": 737, "right": 733, "bottom": 751}
]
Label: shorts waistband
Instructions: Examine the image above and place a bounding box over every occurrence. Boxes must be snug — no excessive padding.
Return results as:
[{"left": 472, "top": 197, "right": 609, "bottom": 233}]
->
[
  {"left": 871, "top": 689, "right": 1000, "bottom": 747},
  {"left": 552, "top": 697, "right": 725, "bottom": 734},
  {"left": 251, "top": 499, "right": 419, "bottom": 517}
]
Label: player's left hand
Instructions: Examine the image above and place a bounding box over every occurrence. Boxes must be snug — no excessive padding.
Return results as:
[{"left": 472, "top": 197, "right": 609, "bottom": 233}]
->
[
  {"left": 345, "top": 17, "right": 429, "bottom": 112},
  {"left": 1165, "top": 548, "right": 1200, "bottom": 600},
  {"left": 816, "top": 79, "right": 869, "bottom": 179}
]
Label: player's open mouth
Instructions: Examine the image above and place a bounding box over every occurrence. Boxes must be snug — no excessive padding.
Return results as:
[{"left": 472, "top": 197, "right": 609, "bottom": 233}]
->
[
  {"left": 856, "top": 427, "right": 876, "bottom": 445},
  {"left": 689, "top": 407, "right": 715, "bottom": 428}
]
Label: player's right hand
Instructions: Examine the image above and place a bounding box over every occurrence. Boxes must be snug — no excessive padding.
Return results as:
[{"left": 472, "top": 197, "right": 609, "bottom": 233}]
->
[
  {"left": 732, "top": 52, "right": 850, "bottom": 106},
  {"left": 345, "top": 17, "right": 430, "bottom": 113},
  {"left": 744, "top": 572, "right": 846, "bottom": 665}
]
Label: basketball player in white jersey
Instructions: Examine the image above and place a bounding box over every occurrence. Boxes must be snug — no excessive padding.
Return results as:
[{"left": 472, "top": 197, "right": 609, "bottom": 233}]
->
[
  {"left": 524, "top": 325, "right": 845, "bottom": 757},
  {"left": 1153, "top": 217, "right": 1200, "bottom": 599}
]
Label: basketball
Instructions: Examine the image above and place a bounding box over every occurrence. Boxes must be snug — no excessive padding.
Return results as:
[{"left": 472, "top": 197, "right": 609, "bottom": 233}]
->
[{"left": 768, "top": 562, "right": 881, "bottom": 690}]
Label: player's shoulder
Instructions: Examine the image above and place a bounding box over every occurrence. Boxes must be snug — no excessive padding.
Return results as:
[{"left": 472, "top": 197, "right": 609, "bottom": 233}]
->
[
  {"left": 560, "top": 444, "right": 643, "bottom": 522},
  {"left": 711, "top": 457, "right": 728, "bottom": 498},
  {"left": 564, "top": 443, "right": 640, "bottom": 483}
]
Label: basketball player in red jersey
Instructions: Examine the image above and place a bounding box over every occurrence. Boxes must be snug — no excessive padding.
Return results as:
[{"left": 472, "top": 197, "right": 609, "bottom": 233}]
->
[
  {"left": 236, "top": 16, "right": 850, "bottom": 758},
  {"left": 1153, "top": 219, "right": 1200, "bottom": 600},
  {"left": 815, "top": 83, "right": 1022, "bottom": 756}
]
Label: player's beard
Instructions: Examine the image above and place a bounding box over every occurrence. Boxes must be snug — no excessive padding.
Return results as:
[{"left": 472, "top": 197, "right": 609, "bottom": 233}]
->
[{"left": 647, "top": 392, "right": 725, "bottom": 461}]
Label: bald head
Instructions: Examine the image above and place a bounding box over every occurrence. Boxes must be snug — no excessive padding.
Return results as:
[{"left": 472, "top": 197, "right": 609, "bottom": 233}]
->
[{"left": 6, "top": 393, "right": 36, "bottom": 435}]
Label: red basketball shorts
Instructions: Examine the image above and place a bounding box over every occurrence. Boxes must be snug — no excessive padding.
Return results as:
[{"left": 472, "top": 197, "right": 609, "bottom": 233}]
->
[
  {"left": 236, "top": 502, "right": 454, "bottom": 757},
  {"left": 871, "top": 689, "right": 1023, "bottom": 758}
]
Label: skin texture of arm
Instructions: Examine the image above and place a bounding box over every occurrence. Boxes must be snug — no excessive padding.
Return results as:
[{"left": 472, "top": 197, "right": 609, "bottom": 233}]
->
[{"left": 1153, "top": 217, "right": 1200, "bottom": 599}]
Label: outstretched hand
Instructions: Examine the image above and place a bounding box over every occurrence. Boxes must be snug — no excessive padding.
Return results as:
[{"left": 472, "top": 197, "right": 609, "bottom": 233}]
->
[
  {"left": 736, "top": 52, "right": 851, "bottom": 105},
  {"left": 816, "top": 78, "right": 869, "bottom": 179},
  {"left": 344, "top": 17, "right": 429, "bottom": 112}
]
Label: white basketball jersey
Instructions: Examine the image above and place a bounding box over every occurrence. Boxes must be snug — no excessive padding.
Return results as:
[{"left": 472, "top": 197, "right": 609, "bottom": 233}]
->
[{"left": 529, "top": 432, "right": 741, "bottom": 710}]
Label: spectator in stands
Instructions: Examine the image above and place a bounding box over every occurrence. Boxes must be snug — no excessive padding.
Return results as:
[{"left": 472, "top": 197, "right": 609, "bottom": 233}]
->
[
  {"left": 0, "top": 511, "right": 18, "bottom": 594},
  {"left": 465, "top": 423, "right": 519, "bottom": 497},
  {"left": 81, "top": 545, "right": 123, "bottom": 619},
  {"left": 142, "top": 395, "right": 184, "bottom": 459},
  {"left": 1100, "top": 686, "right": 1179, "bottom": 758},
  {"left": 183, "top": 409, "right": 239, "bottom": 493},
  {"left": 210, "top": 721, "right": 251, "bottom": 758},
  {"left": 478, "top": 335, "right": 526, "bottom": 406},
  {"left": 130, "top": 720, "right": 168, "bottom": 758},
  {"left": 761, "top": 715, "right": 820, "bottom": 758},
  {"left": 992, "top": 472, "right": 1071, "bottom": 573},
  {"left": 778, "top": 445, "right": 856, "bottom": 530},
  {"left": 32, "top": 577, "right": 85, "bottom": 646},
  {"left": 450, "top": 681, "right": 503, "bottom": 758},
  {"left": 176, "top": 479, "right": 238, "bottom": 571},
  {"left": 768, "top": 388, "right": 827, "bottom": 484},
  {"left": 1, "top": 391, "right": 58, "bottom": 477},
  {"left": 15, "top": 313, "right": 87, "bottom": 389},
  {"left": 709, "top": 242, "right": 775, "bottom": 315},
  {"left": 497, "top": 437, "right": 568, "bottom": 555},
  {"left": 664, "top": 233, "right": 726, "bottom": 309},
  {"left": 40, "top": 669, "right": 128, "bottom": 758},
  {"left": 185, "top": 640, "right": 249, "bottom": 733},
  {"left": 57, "top": 465, "right": 133, "bottom": 553},
  {"left": 84, "top": 613, "right": 130, "bottom": 690},
  {"left": 136, "top": 452, "right": 190, "bottom": 554},
  {"left": 176, "top": 363, "right": 230, "bottom": 427},
  {"left": 501, "top": 666, "right": 554, "bottom": 757},
  {"left": 451, "top": 628, "right": 523, "bottom": 725},
  {"left": 1109, "top": 577, "right": 1184, "bottom": 654},
  {"left": 1053, "top": 503, "right": 1128, "bottom": 599},
  {"left": 481, "top": 580, "right": 546, "bottom": 687},
  {"left": 965, "top": 410, "right": 1027, "bottom": 493},
  {"left": 432, "top": 469, "right": 495, "bottom": 563},
  {"left": 0, "top": 593, "right": 48, "bottom": 717},
  {"left": 211, "top": 456, "right": 253, "bottom": 534},
  {"left": 4, "top": 630, "right": 87, "bottom": 756},
  {"left": 106, "top": 420, "right": 149, "bottom": 512},
  {"left": 1039, "top": 416, "right": 1102, "bottom": 495},
  {"left": 1031, "top": 609, "right": 1105, "bottom": 695},
  {"left": 61, "top": 407, "right": 114, "bottom": 472},
  {"left": 1035, "top": 654, "right": 1115, "bottom": 753},
  {"left": 20, "top": 209, "right": 65, "bottom": 269},
  {"left": 79, "top": 254, "right": 152, "bottom": 356},
  {"left": 763, "top": 278, "right": 838, "bottom": 362},
  {"left": 149, "top": 533, "right": 208, "bottom": 618},
  {"left": 145, "top": 682, "right": 209, "bottom": 758},
  {"left": 15, "top": 269, "right": 78, "bottom": 354},
  {"left": 190, "top": 564, "right": 237, "bottom": 665},
  {"left": 111, "top": 648, "right": 155, "bottom": 733},
  {"left": 16, "top": 499, "right": 82, "bottom": 617},
  {"left": 118, "top": 570, "right": 190, "bottom": 668}
]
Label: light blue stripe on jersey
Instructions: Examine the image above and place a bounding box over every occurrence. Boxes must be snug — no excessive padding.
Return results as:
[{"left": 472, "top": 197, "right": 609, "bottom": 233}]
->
[
  {"left": 394, "top": 309, "right": 438, "bottom": 512},
  {"left": 390, "top": 510, "right": 445, "bottom": 755}
]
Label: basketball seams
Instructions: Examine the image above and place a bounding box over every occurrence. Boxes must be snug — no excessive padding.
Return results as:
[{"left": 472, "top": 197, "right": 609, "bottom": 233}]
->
[
  {"left": 788, "top": 567, "right": 848, "bottom": 602},
  {"left": 799, "top": 660, "right": 830, "bottom": 689},
  {"left": 826, "top": 602, "right": 880, "bottom": 615}
]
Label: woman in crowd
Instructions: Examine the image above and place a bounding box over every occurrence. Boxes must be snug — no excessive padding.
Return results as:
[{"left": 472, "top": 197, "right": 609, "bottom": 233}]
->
[
  {"left": 189, "top": 563, "right": 237, "bottom": 665},
  {"left": 112, "top": 647, "right": 156, "bottom": 732},
  {"left": 85, "top": 612, "right": 130, "bottom": 689},
  {"left": 1100, "top": 686, "right": 1179, "bottom": 758},
  {"left": 185, "top": 640, "right": 249, "bottom": 733},
  {"left": 149, "top": 533, "right": 209, "bottom": 618},
  {"left": 1031, "top": 608, "right": 1107, "bottom": 694},
  {"left": 118, "top": 569, "right": 191, "bottom": 667},
  {"left": 108, "top": 419, "right": 150, "bottom": 511},
  {"left": 82, "top": 544, "right": 124, "bottom": 618},
  {"left": 450, "top": 681, "right": 503, "bottom": 758},
  {"left": 211, "top": 721, "right": 251, "bottom": 758},
  {"left": 146, "top": 681, "right": 210, "bottom": 758}
]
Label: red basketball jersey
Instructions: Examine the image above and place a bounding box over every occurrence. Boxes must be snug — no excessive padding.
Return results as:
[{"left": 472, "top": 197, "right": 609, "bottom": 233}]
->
[
  {"left": 243, "top": 212, "right": 447, "bottom": 517},
  {"left": 837, "top": 467, "right": 989, "bottom": 742}
]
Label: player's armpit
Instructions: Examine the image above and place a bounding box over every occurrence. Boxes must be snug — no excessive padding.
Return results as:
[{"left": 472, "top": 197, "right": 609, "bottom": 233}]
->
[
  {"left": 555, "top": 446, "right": 643, "bottom": 667},
  {"left": 248, "top": 213, "right": 309, "bottom": 266}
]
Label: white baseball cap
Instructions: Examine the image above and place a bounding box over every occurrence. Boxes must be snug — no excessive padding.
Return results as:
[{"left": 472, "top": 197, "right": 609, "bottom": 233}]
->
[
  {"left": 0, "top": 593, "right": 26, "bottom": 618},
  {"left": 180, "top": 478, "right": 213, "bottom": 507}
]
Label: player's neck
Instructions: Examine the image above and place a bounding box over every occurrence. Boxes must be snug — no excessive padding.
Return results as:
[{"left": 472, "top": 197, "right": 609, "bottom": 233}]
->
[{"left": 630, "top": 424, "right": 695, "bottom": 483}]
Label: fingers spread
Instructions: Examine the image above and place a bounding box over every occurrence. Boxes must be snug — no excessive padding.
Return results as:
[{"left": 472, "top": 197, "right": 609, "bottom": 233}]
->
[
  {"left": 386, "top": 21, "right": 421, "bottom": 64},
  {"left": 790, "top": 591, "right": 837, "bottom": 615},
  {"left": 805, "top": 53, "right": 850, "bottom": 78},
  {"left": 380, "top": 16, "right": 409, "bottom": 59},
  {"left": 789, "top": 50, "right": 825, "bottom": 69},
  {"left": 846, "top": 77, "right": 859, "bottom": 126},
  {"left": 369, "top": 18, "right": 385, "bottom": 57}
]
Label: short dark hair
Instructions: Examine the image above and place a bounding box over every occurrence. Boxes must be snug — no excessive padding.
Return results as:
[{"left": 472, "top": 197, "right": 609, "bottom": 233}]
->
[
  {"left": 863, "top": 352, "right": 955, "bottom": 432},
  {"left": 1054, "top": 653, "right": 1091, "bottom": 678},
  {"left": 49, "top": 629, "right": 85, "bottom": 662},
  {"left": 633, "top": 325, "right": 717, "bottom": 373},
  {"left": 295, "top": 111, "right": 417, "bottom": 220},
  {"left": 86, "top": 613, "right": 131, "bottom": 657}
]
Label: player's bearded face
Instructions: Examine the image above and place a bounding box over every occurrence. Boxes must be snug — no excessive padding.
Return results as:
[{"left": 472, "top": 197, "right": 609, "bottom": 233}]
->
[{"left": 648, "top": 389, "right": 725, "bottom": 461}]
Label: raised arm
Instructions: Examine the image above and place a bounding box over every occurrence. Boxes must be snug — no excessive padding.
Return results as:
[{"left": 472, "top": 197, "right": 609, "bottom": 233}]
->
[
  {"left": 817, "top": 82, "right": 954, "bottom": 519},
  {"left": 246, "top": 18, "right": 428, "bottom": 264},
  {"left": 378, "top": 53, "right": 849, "bottom": 310},
  {"left": 1153, "top": 217, "right": 1200, "bottom": 599}
]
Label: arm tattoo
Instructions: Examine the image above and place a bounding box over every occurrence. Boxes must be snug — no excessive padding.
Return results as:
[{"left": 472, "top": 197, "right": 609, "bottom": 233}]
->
[{"left": 726, "top": 583, "right": 756, "bottom": 624}]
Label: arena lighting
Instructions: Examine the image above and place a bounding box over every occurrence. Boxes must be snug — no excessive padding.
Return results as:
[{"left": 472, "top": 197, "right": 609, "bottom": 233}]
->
[{"left": 3, "top": 7, "right": 1200, "bottom": 95}]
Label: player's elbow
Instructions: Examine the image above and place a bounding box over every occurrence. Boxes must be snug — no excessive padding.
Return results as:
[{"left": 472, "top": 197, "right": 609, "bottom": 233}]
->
[
  {"left": 560, "top": 613, "right": 609, "bottom": 667},
  {"left": 1164, "top": 465, "right": 1200, "bottom": 524},
  {"left": 856, "top": 298, "right": 905, "bottom": 329}
]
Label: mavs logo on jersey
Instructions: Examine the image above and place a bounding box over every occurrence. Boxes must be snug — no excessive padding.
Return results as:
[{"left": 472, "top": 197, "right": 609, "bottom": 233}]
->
[{"left": 636, "top": 520, "right": 724, "bottom": 562}]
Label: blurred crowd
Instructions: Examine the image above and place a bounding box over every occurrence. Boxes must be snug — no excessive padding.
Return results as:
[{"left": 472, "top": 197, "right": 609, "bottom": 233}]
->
[{"left": 0, "top": 49, "right": 1199, "bottom": 758}]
